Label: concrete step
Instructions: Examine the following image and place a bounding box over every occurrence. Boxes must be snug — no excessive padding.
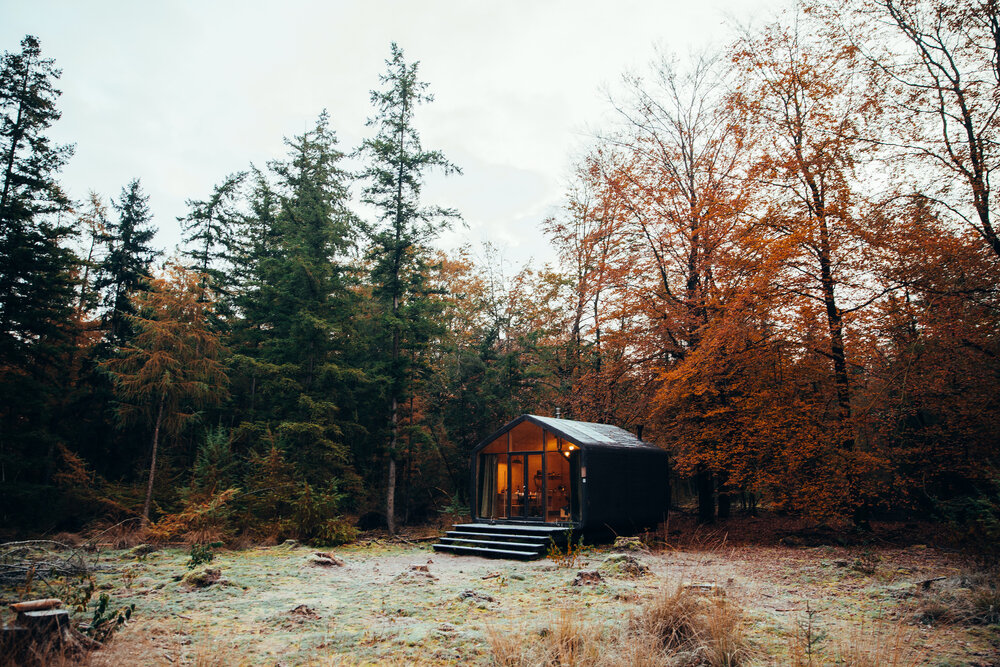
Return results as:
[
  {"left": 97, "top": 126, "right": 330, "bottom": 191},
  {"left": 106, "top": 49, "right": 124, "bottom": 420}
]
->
[
  {"left": 431, "top": 543, "right": 540, "bottom": 559},
  {"left": 451, "top": 523, "right": 571, "bottom": 535},
  {"left": 434, "top": 522, "right": 574, "bottom": 560},
  {"left": 443, "top": 530, "right": 548, "bottom": 543},
  {"left": 437, "top": 537, "right": 547, "bottom": 552}
]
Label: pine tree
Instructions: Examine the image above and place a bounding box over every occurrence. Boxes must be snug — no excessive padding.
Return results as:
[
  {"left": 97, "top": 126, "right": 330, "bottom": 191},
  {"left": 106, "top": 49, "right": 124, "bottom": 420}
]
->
[
  {"left": 359, "top": 43, "right": 461, "bottom": 533},
  {"left": 75, "top": 193, "right": 110, "bottom": 318},
  {"left": 227, "top": 113, "right": 364, "bottom": 491},
  {"left": 95, "top": 179, "right": 159, "bottom": 348},
  {"left": 180, "top": 171, "right": 246, "bottom": 300},
  {"left": 0, "top": 35, "right": 80, "bottom": 528},
  {"left": 0, "top": 34, "right": 77, "bottom": 369}
]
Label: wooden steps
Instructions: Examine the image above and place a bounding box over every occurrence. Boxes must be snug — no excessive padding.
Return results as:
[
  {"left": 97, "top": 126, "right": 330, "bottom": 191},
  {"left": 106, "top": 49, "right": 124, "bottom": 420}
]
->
[{"left": 432, "top": 523, "right": 572, "bottom": 560}]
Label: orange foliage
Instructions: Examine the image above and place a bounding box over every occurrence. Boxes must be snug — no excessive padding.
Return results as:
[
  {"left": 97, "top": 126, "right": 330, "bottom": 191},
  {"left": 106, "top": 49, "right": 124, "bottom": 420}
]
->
[{"left": 541, "top": 8, "right": 1000, "bottom": 524}]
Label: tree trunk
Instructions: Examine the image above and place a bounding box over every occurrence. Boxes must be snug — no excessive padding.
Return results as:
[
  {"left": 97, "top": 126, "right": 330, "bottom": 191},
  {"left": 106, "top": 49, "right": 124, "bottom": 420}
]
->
[
  {"left": 0, "top": 68, "right": 28, "bottom": 215},
  {"left": 385, "top": 90, "right": 407, "bottom": 537},
  {"left": 386, "top": 395, "right": 398, "bottom": 534},
  {"left": 696, "top": 467, "right": 715, "bottom": 524},
  {"left": 816, "top": 216, "right": 851, "bottom": 426},
  {"left": 717, "top": 471, "right": 731, "bottom": 520},
  {"left": 142, "top": 395, "right": 165, "bottom": 528},
  {"left": 403, "top": 395, "right": 413, "bottom": 525}
]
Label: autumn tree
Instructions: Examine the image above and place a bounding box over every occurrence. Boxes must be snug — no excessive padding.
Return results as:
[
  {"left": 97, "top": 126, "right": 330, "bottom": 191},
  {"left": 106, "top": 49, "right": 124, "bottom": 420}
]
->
[
  {"left": 359, "top": 43, "right": 460, "bottom": 533},
  {"left": 727, "top": 16, "right": 914, "bottom": 521},
  {"left": 865, "top": 198, "right": 1000, "bottom": 513},
  {"left": 578, "top": 52, "right": 758, "bottom": 521},
  {"left": 826, "top": 0, "right": 1000, "bottom": 261},
  {"left": 102, "top": 263, "right": 228, "bottom": 526},
  {"left": 813, "top": 0, "right": 1000, "bottom": 524},
  {"left": 543, "top": 173, "right": 638, "bottom": 425}
]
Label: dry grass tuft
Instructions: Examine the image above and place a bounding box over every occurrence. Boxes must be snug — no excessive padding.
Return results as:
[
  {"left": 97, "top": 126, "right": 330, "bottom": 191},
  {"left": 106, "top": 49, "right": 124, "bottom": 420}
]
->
[
  {"left": 635, "top": 584, "right": 753, "bottom": 667},
  {"left": 84, "top": 519, "right": 146, "bottom": 550},
  {"left": 488, "top": 582, "right": 755, "bottom": 667},
  {"left": 788, "top": 610, "right": 927, "bottom": 666},
  {"left": 488, "top": 610, "right": 604, "bottom": 666},
  {"left": 911, "top": 569, "right": 1000, "bottom": 625},
  {"left": 832, "top": 619, "right": 926, "bottom": 667}
]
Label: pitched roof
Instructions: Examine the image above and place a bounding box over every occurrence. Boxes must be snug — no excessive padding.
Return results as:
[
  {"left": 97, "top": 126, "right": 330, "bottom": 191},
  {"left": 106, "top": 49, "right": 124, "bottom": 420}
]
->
[{"left": 523, "top": 414, "right": 658, "bottom": 451}]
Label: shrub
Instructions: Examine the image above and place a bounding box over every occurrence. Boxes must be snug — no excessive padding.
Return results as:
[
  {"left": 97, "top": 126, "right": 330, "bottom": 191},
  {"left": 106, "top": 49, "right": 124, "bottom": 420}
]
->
[
  {"left": 547, "top": 529, "right": 586, "bottom": 568},
  {"left": 936, "top": 476, "right": 1000, "bottom": 569},
  {"left": 187, "top": 542, "right": 219, "bottom": 569},
  {"left": 147, "top": 487, "right": 239, "bottom": 543},
  {"left": 86, "top": 592, "right": 135, "bottom": 643}
]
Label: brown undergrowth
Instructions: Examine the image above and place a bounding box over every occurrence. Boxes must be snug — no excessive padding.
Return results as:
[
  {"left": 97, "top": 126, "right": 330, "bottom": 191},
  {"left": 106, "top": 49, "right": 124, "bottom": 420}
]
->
[{"left": 658, "top": 513, "right": 945, "bottom": 550}]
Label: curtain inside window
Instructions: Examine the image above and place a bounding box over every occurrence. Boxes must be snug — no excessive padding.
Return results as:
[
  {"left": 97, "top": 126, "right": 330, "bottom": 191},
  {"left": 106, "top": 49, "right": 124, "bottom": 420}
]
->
[{"left": 478, "top": 454, "right": 498, "bottom": 517}]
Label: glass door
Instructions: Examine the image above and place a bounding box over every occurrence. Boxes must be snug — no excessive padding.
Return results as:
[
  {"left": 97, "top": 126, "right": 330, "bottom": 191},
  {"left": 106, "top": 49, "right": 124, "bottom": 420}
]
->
[
  {"left": 525, "top": 453, "right": 544, "bottom": 519},
  {"left": 508, "top": 454, "right": 524, "bottom": 518}
]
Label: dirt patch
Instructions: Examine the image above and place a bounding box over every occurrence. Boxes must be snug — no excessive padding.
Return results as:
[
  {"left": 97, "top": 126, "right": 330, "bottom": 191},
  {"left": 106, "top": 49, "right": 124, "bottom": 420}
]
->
[
  {"left": 392, "top": 563, "right": 438, "bottom": 584},
  {"left": 306, "top": 552, "right": 344, "bottom": 567},
  {"left": 289, "top": 604, "right": 320, "bottom": 620},
  {"left": 572, "top": 570, "right": 603, "bottom": 586}
]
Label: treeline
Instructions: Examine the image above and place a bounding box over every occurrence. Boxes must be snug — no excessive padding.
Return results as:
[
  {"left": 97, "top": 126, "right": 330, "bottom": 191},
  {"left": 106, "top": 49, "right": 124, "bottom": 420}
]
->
[
  {"left": 1, "top": 40, "right": 543, "bottom": 541},
  {"left": 2, "top": 0, "right": 999, "bottom": 545},
  {"left": 544, "top": 0, "right": 1000, "bottom": 533}
]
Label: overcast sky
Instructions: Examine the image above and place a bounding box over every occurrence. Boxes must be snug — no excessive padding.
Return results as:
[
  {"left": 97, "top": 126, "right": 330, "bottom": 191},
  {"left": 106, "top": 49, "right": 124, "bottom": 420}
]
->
[{"left": 2, "top": 0, "right": 785, "bottom": 270}]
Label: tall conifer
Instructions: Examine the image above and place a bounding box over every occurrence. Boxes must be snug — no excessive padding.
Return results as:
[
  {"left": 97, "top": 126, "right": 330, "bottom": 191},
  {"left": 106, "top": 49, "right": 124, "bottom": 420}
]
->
[
  {"left": 95, "top": 179, "right": 159, "bottom": 348},
  {"left": 0, "top": 35, "right": 77, "bottom": 369},
  {"left": 228, "top": 113, "right": 363, "bottom": 489},
  {"left": 359, "top": 43, "right": 460, "bottom": 533},
  {"left": 0, "top": 35, "right": 79, "bottom": 527}
]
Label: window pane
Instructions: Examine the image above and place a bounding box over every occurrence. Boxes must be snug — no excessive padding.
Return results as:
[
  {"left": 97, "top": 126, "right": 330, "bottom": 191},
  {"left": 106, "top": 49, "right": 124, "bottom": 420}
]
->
[{"left": 510, "top": 421, "right": 543, "bottom": 451}]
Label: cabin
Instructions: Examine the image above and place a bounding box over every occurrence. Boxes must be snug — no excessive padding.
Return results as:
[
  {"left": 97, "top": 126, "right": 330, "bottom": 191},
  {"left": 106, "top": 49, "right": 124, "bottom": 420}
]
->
[{"left": 433, "top": 414, "right": 670, "bottom": 559}]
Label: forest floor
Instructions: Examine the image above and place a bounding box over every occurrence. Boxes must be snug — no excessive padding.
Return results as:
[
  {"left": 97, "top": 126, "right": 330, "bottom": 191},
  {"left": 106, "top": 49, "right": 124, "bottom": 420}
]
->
[{"left": 3, "top": 520, "right": 999, "bottom": 665}]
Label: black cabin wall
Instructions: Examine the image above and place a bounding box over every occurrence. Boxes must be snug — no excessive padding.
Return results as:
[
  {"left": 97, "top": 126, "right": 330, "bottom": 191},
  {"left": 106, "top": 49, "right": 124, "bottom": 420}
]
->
[{"left": 583, "top": 449, "right": 669, "bottom": 534}]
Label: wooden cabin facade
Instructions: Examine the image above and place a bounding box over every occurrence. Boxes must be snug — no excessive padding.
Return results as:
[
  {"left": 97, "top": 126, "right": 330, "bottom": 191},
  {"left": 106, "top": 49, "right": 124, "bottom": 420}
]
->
[{"left": 434, "top": 415, "right": 670, "bottom": 559}]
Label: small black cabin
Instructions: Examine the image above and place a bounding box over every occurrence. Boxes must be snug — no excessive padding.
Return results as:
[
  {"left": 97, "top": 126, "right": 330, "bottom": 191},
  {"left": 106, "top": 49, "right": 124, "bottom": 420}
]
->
[
  {"left": 470, "top": 414, "right": 669, "bottom": 535},
  {"left": 434, "top": 415, "right": 669, "bottom": 558}
]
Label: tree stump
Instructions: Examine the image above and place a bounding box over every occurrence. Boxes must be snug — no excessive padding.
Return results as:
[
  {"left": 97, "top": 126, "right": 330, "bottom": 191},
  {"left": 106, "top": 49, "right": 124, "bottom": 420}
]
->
[{"left": 18, "top": 609, "right": 71, "bottom": 633}]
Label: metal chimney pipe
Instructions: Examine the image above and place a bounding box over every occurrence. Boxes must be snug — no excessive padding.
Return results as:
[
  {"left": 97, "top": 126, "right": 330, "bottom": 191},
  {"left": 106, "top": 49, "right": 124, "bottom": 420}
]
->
[
  {"left": 636, "top": 424, "right": 644, "bottom": 440},
  {"left": 555, "top": 407, "right": 561, "bottom": 418}
]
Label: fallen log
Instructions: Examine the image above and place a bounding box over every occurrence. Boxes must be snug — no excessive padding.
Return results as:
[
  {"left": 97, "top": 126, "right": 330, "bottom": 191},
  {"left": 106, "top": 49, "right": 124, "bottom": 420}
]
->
[{"left": 10, "top": 598, "right": 62, "bottom": 613}]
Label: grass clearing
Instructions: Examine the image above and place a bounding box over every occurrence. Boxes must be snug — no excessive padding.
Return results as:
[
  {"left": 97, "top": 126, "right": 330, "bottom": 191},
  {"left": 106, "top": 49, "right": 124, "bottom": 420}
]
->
[{"left": 2, "top": 535, "right": 998, "bottom": 665}]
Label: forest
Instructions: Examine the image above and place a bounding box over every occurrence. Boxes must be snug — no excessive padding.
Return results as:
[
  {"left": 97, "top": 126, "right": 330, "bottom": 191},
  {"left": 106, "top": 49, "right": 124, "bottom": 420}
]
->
[{"left": 1, "top": 0, "right": 998, "bottom": 556}]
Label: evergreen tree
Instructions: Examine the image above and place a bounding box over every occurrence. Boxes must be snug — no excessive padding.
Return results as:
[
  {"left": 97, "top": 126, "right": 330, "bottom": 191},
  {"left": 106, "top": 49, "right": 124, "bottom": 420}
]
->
[
  {"left": 180, "top": 171, "right": 246, "bottom": 301},
  {"left": 227, "top": 112, "right": 364, "bottom": 492},
  {"left": 0, "top": 35, "right": 79, "bottom": 528},
  {"left": 224, "top": 166, "right": 280, "bottom": 356},
  {"left": 0, "top": 34, "right": 77, "bottom": 369},
  {"left": 75, "top": 193, "right": 110, "bottom": 318},
  {"left": 94, "top": 179, "right": 159, "bottom": 347},
  {"left": 358, "top": 43, "right": 461, "bottom": 533}
]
